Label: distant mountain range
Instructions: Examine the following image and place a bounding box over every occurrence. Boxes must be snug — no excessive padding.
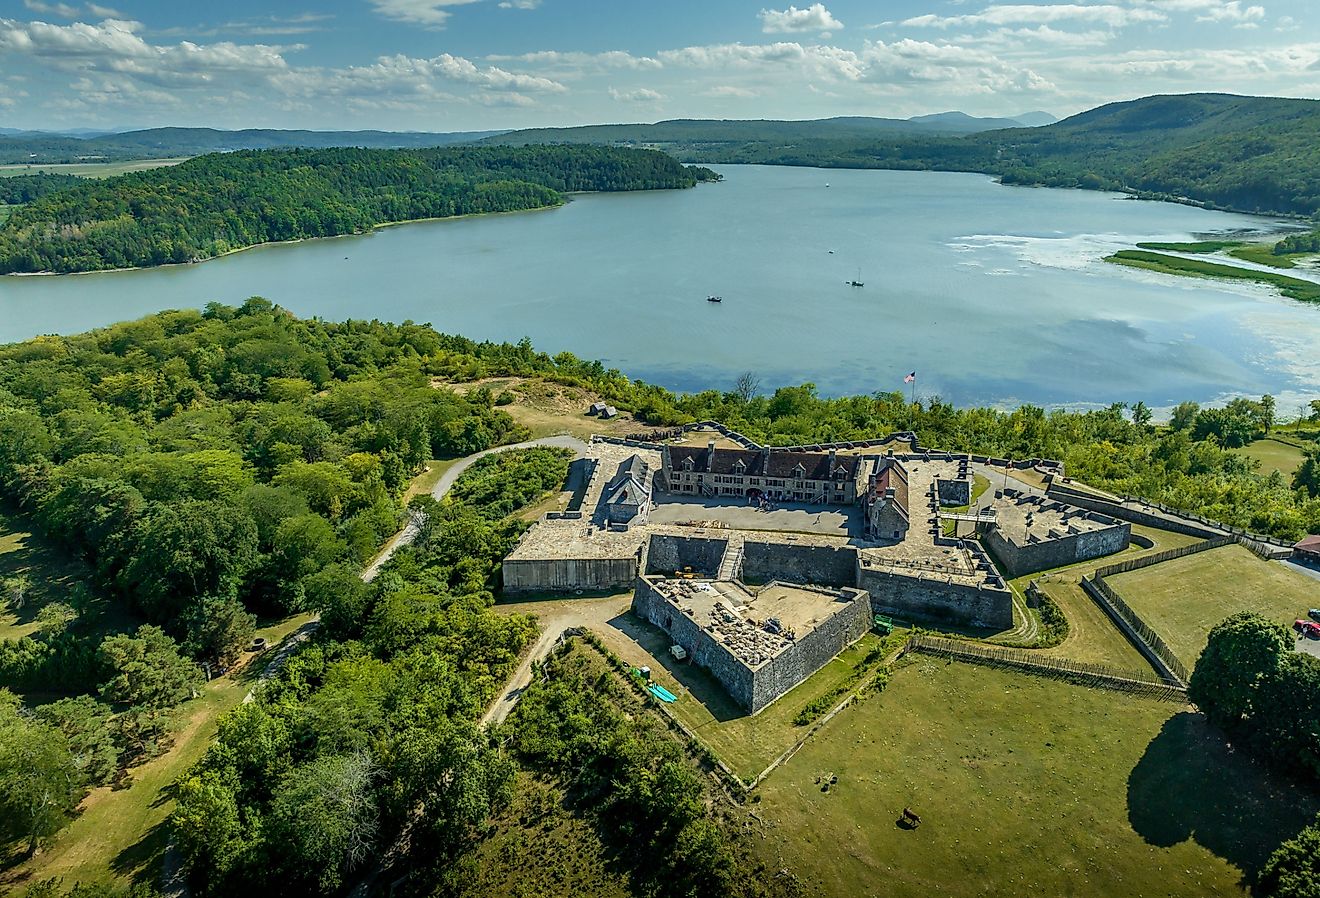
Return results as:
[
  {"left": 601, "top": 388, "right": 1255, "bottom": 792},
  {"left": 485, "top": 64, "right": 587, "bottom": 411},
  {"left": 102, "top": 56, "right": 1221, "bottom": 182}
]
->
[
  {"left": 483, "top": 94, "right": 1320, "bottom": 218},
  {"left": 0, "top": 112, "right": 1054, "bottom": 165},
  {"left": 0, "top": 127, "right": 509, "bottom": 164},
  {"left": 5, "top": 95, "right": 1319, "bottom": 218}
]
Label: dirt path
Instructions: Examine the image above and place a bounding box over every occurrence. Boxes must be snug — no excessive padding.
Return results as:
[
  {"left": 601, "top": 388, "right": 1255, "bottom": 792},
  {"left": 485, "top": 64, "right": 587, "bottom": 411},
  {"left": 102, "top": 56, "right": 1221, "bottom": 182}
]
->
[
  {"left": 362, "top": 435, "right": 588, "bottom": 582},
  {"left": 480, "top": 594, "right": 632, "bottom": 727}
]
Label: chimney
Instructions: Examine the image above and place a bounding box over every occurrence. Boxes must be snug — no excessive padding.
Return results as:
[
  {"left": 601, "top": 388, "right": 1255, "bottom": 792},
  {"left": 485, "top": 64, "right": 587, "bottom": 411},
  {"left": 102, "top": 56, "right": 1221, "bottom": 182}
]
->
[
  {"left": 828, "top": 447, "right": 837, "bottom": 471},
  {"left": 706, "top": 439, "right": 716, "bottom": 472}
]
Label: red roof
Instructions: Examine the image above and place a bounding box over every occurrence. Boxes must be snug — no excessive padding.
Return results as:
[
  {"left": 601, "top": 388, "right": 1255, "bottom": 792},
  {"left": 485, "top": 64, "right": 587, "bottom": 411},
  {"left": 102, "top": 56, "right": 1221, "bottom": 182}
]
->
[{"left": 1296, "top": 535, "right": 1320, "bottom": 553}]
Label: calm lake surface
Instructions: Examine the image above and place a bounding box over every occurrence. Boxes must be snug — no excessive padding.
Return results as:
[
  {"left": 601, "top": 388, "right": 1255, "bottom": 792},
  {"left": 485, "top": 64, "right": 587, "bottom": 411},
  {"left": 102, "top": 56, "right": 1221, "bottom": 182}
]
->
[{"left": 3, "top": 164, "right": 1318, "bottom": 410}]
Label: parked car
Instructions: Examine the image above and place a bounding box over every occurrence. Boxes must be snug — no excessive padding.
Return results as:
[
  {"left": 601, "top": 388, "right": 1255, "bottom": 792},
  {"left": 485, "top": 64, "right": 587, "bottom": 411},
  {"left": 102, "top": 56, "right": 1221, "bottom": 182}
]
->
[
  {"left": 1293, "top": 620, "right": 1320, "bottom": 639},
  {"left": 1308, "top": 609, "right": 1320, "bottom": 623}
]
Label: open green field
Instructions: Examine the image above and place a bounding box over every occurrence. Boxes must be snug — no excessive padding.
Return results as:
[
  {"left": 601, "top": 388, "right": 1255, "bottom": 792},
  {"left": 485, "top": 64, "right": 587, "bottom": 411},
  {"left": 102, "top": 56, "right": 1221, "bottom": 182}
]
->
[
  {"left": 756, "top": 660, "right": 1320, "bottom": 898},
  {"left": 1001, "top": 523, "right": 1202, "bottom": 667},
  {"left": 1110, "top": 545, "right": 1318, "bottom": 667},
  {"left": 0, "top": 158, "right": 188, "bottom": 179},
  {"left": 0, "top": 205, "right": 12, "bottom": 224},
  {"left": 1, "top": 613, "right": 313, "bottom": 891},
  {"left": 1233, "top": 437, "right": 1309, "bottom": 477},
  {"left": 0, "top": 510, "right": 93, "bottom": 641},
  {"left": 617, "top": 610, "right": 889, "bottom": 781},
  {"left": 1107, "top": 250, "right": 1320, "bottom": 303}
]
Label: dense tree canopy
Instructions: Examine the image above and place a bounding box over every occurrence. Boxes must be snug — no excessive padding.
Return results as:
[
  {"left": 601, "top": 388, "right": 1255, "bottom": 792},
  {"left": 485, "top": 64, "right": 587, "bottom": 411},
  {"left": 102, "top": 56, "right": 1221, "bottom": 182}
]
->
[{"left": 0, "top": 146, "right": 718, "bottom": 273}]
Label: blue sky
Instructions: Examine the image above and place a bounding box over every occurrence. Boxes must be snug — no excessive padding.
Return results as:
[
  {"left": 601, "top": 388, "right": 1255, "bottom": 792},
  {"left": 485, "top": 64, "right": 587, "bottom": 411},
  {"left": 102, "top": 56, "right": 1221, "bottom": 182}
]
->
[{"left": 0, "top": 0, "right": 1316, "bottom": 130}]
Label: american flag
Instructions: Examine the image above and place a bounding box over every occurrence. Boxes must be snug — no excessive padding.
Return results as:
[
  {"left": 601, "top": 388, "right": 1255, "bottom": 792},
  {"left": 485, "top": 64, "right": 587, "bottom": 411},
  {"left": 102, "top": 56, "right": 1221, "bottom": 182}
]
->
[{"left": 904, "top": 371, "right": 916, "bottom": 384}]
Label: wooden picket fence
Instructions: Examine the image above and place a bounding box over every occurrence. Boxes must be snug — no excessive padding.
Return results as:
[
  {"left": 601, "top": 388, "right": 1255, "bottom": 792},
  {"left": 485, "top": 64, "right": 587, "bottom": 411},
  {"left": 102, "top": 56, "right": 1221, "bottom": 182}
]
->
[{"left": 905, "top": 635, "right": 1187, "bottom": 702}]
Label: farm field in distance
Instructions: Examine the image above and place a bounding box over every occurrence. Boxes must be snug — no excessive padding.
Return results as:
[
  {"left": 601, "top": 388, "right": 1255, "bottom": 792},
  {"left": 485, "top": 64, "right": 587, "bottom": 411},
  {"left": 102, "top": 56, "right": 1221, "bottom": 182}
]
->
[
  {"left": 1109, "top": 544, "right": 1319, "bottom": 667},
  {"left": 754, "top": 660, "right": 1320, "bottom": 898},
  {"left": 0, "top": 158, "right": 188, "bottom": 179}
]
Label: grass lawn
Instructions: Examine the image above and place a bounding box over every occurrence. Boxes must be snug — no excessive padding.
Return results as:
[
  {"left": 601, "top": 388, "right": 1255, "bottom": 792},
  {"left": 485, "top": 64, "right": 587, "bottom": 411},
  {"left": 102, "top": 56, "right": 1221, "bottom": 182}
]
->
[
  {"left": 402, "top": 457, "right": 459, "bottom": 502},
  {"left": 1109, "top": 545, "right": 1318, "bottom": 668},
  {"left": 614, "top": 611, "right": 889, "bottom": 781},
  {"left": 1233, "top": 437, "right": 1309, "bottom": 478},
  {"left": 0, "top": 159, "right": 189, "bottom": 179},
  {"left": 1, "top": 612, "right": 313, "bottom": 891},
  {"left": 998, "top": 524, "right": 1202, "bottom": 671},
  {"left": 1107, "top": 250, "right": 1320, "bottom": 304},
  {"left": 756, "top": 660, "right": 1320, "bottom": 898},
  {"left": 0, "top": 509, "right": 96, "bottom": 642}
]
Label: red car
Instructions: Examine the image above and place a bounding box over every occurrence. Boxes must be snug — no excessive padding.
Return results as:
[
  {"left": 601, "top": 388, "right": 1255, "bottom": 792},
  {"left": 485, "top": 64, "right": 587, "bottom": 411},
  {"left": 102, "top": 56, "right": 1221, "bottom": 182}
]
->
[{"left": 1294, "top": 620, "right": 1320, "bottom": 639}]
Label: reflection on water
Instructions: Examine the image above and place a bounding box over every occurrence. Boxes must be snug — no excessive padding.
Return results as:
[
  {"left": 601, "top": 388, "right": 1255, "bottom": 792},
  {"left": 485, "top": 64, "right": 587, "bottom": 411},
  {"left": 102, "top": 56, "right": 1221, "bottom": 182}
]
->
[{"left": 1, "top": 165, "right": 1315, "bottom": 411}]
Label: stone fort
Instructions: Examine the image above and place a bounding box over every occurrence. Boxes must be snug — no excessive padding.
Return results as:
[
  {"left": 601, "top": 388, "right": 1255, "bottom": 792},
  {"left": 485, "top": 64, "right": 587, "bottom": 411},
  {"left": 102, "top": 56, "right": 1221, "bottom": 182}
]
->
[{"left": 503, "top": 422, "right": 1128, "bottom": 714}]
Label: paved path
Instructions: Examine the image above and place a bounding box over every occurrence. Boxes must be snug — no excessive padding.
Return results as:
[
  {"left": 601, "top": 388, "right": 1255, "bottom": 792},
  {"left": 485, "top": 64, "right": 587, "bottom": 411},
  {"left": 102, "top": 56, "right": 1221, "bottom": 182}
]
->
[
  {"left": 362, "top": 435, "right": 588, "bottom": 582},
  {"left": 243, "top": 617, "right": 320, "bottom": 703},
  {"left": 479, "top": 594, "right": 632, "bottom": 728}
]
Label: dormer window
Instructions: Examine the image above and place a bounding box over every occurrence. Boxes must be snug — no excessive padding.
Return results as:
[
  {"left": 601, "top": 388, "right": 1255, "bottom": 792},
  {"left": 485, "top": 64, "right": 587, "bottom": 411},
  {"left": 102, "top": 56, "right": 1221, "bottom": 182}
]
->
[
  {"left": 682, "top": 457, "right": 694, "bottom": 472},
  {"left": 792, "top": 464, "right": 805, "bottom": 479},
  {"left": 733, "top": 459, "right": 746, "bottom": 473}
]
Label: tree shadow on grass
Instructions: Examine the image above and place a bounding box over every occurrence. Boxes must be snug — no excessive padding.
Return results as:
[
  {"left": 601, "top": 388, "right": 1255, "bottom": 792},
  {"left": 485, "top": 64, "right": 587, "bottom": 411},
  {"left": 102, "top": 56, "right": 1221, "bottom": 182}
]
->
[
  {"left": 110, "top": 819, "right": 171, "bottom": 885},
  {"left": 1128, "top": 711, "right": 1320, "bottom": 888}
]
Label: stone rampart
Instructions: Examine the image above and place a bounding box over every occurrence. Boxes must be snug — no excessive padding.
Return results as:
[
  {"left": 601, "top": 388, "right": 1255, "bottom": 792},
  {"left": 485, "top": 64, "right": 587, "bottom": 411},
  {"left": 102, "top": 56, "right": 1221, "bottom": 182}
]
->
[
  {"left": 983, "top": 519, "right": 1131, "bottom": 578},
  {"left": 746, "top": 588, "right": 871, "bottom": 712},
  {"left": 741, "top": 540, "right": 858, "bottom": 586},
  {"left": 644, "top": 533, "right": 728, "bottom": 577},
  {"left": 857, "top": 565, "right": 1012, "bottom": 629},
  {"left": 502, "top": 556, "right": 638, "bottom": 594},
  {"left": 632, "top": 577, "right": 754, "bottom": 708}
]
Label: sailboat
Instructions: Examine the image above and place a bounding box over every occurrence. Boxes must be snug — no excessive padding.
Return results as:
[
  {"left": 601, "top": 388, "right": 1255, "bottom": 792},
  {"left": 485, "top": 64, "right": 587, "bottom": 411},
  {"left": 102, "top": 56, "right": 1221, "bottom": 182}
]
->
[{"left": 847, "top": 267, "right": 864, "bottom": 288}]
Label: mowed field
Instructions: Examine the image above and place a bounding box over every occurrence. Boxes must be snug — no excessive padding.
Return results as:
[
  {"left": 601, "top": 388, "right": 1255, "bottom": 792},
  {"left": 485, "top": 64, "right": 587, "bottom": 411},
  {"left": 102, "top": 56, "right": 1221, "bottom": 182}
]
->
[
  {"left": 1233, "top": 437, "right": 1308, "bottom": 478},
  {"left": 756, "top": 660, "right": 1319, "bottom": 898},
  {"left": 1109, "top": 545, "right": 1318, "bottom": 667},
  {"left": 0, "top": 158, "right": 188, "bottom": 179}
]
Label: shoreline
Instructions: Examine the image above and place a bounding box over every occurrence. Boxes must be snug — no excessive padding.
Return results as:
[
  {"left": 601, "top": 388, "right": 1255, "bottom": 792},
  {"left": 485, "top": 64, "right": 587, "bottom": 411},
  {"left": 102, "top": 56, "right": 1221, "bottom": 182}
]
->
[{"left": 3, "top": 199, "right": 570, "bottom": 278}]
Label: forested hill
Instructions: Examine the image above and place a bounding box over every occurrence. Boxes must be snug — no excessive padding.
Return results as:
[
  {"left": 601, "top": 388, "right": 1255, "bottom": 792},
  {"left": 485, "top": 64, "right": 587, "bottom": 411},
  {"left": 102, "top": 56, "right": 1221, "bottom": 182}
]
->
[
  {"left": 0, "top": 126, "right": 507, "bottom": 164},
  {"left": 489, "top": 93, "right": 1320, "bottom": 218},
  {"left": 0, "top": 145, "right": 718, "bottom": 274}
]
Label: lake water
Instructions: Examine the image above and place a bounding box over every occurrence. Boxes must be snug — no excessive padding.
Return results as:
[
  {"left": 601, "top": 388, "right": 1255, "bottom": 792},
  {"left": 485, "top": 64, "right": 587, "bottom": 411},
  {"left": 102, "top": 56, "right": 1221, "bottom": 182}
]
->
[{"left": 2, "top": 164, "right": 1318, "bottom": 411}]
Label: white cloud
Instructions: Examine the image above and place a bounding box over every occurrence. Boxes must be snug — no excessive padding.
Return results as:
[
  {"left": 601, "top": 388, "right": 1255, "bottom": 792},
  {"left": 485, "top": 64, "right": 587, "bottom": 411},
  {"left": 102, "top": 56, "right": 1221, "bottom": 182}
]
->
[
  {"left": 702, "top": 84, "right": 758, "bottom": 98},
  {"left": 608, "top": 86, "right": 665, "bottom": 102},
  {"left": 1195, "top": 2, "right": 1265, "bottom": 24},
  {"left": 86, "top": 3, "right": 122, "bottom": 16},
  {"left": 366, "top": 0, "right": 482, "bottom": 28},
  {"left": 759, "top": 3, "right": 843, "bottom": 34},
  {"left": 23, "top": 0, "right": 80, "bottom": 18},
  {"left": 903, "top": 5, "right": 1167, "bottom": 29},
  {"left": 497, "top": 0, "right": 540, "bottom": 7},
  {"left": 486, "top": 49, "right": 662, "bottom": 71}
]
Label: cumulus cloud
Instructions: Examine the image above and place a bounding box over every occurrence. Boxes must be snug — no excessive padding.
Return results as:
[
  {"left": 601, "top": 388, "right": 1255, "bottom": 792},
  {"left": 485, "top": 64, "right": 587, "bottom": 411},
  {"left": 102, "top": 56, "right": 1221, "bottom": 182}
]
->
[
  {"left": 486, "top": 49, "right": 662, "bottom": 71},
  {"left": 759, "top": 3, "right": 844, "bottom": 34},
  {"left": 23, "top": 0, "right": 81, "bottom": 18},
  {"left": 702, "top": 84, "right": 758, "bottom": 97},
  {"left": 366, "top": 0, "right": 482, "bottom": 28},
  {"left": 903, "top": 4, "right": 1167, "bottom": 29},
  {"left": 497, "top": 0, "right": 540, "bottom": 7},
  {"left": 608, "top": 86, "right": 665, "bottom": 102}
]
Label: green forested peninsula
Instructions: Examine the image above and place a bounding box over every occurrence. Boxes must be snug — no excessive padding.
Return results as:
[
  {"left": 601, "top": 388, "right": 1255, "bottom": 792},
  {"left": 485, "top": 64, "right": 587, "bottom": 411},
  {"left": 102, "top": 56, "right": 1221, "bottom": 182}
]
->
[
  {"left": 490, "top": 93, "right": 1320, "bottom": 218},
  {"left": 0, "top": 145, "right": 717, "bottom": 274}
]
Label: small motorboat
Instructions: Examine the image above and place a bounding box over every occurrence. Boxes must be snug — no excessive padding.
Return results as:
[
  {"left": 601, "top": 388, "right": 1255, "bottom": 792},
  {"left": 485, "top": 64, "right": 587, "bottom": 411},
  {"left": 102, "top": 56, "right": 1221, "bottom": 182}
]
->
[{"left": 706, "top": 295, "right": 723, "bottom": 303}]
